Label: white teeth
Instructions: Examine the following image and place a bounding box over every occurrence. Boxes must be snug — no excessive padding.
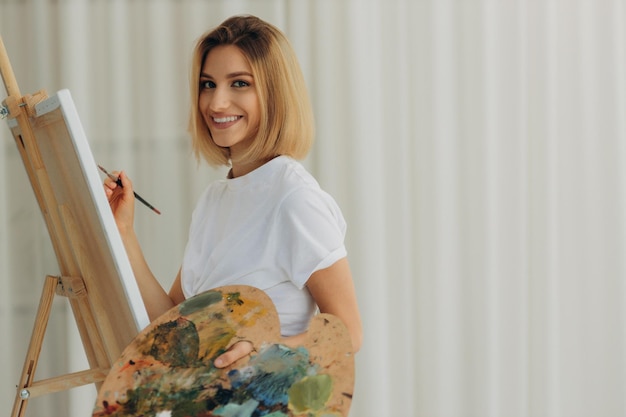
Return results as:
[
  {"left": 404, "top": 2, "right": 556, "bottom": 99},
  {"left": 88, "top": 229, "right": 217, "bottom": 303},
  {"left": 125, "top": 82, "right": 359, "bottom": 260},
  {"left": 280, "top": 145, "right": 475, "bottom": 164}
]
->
[{"left": 214, "top": 116, "right": 239, "bottom": 123}]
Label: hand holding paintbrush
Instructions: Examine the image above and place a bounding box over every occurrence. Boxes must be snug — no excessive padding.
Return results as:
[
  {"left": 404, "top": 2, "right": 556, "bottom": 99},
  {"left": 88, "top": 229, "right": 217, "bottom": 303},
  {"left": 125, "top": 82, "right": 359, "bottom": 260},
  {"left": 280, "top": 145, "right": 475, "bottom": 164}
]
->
[{"left": 99, "top": 164, "right": 161, "bottom": 215}]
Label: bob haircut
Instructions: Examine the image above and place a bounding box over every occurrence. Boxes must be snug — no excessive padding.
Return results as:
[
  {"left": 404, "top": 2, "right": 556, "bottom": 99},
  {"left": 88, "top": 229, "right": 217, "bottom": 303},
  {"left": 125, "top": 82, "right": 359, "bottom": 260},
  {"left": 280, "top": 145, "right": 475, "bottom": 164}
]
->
[{"left": 189, "top": 15, "right": 315, "bottom": 167}]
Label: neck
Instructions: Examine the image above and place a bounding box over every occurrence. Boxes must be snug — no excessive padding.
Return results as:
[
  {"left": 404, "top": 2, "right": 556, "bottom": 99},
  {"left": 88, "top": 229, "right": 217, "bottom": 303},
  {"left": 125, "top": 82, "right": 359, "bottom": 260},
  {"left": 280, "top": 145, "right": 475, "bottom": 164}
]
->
[{"left": 230, "top": 157, "right": 274, "bottom": 178}]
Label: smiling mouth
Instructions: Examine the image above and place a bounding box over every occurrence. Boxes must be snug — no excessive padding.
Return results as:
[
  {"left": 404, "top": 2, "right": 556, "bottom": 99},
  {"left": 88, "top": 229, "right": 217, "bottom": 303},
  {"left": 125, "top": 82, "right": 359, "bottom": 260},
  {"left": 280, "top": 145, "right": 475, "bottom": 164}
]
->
[{"left": 213, "top": 115, "right": 241, "bottom": 123}]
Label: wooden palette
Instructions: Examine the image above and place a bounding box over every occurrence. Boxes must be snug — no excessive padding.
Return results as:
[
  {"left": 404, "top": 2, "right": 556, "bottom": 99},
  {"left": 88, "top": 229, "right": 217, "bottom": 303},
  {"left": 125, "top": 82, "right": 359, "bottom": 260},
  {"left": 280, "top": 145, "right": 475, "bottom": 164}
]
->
[{"left": 92, "top": 285, "right": 355, "bottom": 417}]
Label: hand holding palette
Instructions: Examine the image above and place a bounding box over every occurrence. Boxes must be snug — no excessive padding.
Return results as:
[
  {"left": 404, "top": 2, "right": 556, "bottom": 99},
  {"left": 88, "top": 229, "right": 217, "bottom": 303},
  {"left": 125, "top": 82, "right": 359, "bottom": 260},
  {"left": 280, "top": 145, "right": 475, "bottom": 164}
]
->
[{"left": 92, "top": 285, "right": 355, "bottom": 417}]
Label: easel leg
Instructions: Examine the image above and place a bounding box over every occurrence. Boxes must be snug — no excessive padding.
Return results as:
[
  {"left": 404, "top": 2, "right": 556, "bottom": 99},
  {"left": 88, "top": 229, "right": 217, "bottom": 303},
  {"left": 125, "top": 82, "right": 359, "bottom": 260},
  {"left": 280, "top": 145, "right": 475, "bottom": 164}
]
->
[{"left": 11, "top": 275, "right": 58, "bottom": 417}]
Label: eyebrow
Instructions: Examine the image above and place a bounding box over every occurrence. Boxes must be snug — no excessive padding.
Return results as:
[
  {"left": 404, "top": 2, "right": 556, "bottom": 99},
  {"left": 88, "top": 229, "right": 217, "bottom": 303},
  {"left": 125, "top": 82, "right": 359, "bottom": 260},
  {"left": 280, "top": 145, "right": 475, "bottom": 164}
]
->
[{"left": 200, "top": 71, "right": 254, "bottom": 79}]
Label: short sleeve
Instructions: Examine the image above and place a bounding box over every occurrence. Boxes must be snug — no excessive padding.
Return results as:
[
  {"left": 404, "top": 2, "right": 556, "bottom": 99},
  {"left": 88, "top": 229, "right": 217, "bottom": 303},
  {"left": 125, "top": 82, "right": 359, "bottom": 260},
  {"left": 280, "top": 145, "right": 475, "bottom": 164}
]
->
[{"left": 275, "top": 187, "right": 347, "bottom": 289}]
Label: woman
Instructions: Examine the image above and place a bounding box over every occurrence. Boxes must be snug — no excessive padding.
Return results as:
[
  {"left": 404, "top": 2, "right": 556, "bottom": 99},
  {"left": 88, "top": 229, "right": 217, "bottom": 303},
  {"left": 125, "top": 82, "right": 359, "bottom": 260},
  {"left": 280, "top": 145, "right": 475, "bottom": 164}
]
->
[{"left": 105, "top": 15, "right": 362, "bottom": 368}]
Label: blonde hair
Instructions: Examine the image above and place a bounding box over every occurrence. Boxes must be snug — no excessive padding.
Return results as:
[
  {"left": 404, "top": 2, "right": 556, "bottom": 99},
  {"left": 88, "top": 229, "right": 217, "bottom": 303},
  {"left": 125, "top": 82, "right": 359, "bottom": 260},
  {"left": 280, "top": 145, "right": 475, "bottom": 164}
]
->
[{"left": 189, "top": 15, "right": 314, "bottom": 166}]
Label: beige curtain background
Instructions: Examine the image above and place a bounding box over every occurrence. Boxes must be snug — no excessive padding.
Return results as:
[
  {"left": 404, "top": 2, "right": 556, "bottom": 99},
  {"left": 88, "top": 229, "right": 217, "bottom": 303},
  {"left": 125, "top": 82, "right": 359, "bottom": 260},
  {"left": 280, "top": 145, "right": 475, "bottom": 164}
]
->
[{"left": 1, "top": 0, "right": 625, "bottom": 416}]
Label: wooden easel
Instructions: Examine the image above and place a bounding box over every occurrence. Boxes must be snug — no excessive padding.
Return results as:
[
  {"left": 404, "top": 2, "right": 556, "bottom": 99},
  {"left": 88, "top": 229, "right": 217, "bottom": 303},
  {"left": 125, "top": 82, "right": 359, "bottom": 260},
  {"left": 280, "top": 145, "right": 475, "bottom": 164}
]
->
[{"left": 0, "top": 37, "right": 142, "bottom": 417}]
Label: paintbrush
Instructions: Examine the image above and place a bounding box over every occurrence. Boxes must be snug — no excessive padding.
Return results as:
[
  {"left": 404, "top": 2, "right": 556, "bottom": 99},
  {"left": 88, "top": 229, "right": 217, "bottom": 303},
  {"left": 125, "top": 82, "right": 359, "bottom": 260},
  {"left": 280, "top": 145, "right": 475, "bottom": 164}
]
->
[{"left": 98, "top": 164, "right": 161, "bottom": 215}]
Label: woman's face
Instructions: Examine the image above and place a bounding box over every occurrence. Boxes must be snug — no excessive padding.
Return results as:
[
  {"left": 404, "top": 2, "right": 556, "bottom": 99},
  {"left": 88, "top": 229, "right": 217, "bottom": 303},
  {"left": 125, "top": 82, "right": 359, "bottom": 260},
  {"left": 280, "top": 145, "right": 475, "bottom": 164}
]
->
[{"left": 198, "top": 45, "right": 261, "bottom": 157}]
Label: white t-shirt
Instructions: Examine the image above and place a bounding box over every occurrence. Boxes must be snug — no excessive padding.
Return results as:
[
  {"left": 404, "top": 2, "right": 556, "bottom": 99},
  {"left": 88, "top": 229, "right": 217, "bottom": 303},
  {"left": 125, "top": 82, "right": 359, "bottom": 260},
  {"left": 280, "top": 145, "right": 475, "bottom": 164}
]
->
[{"left": 181, "top": 156, "right": 347, "bottom": 336}]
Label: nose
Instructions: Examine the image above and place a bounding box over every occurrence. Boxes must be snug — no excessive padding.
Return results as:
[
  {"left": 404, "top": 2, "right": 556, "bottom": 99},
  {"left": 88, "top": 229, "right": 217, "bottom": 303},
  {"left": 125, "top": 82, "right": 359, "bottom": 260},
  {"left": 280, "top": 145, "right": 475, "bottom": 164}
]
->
[{"left": 209, "top": 86, "right": 230, "bottom": 112}]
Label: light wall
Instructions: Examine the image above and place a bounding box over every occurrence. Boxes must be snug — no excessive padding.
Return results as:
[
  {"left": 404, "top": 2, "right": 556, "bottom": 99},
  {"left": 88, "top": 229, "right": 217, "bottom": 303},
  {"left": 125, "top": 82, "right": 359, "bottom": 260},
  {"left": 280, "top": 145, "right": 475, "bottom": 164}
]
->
[{"left": 1, "top": 1, "right": 625, "bottom": 416}]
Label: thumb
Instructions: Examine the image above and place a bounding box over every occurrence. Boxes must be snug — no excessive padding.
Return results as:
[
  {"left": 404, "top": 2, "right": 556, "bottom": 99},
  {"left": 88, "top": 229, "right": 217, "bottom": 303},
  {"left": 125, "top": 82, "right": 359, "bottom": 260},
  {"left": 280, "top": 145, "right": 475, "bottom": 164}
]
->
[
  {"left": 214, "top": 341, "right": 254, "bottom": 368},
  {"left": 118, "top": 171, "right": 135, "bottom": 198}
]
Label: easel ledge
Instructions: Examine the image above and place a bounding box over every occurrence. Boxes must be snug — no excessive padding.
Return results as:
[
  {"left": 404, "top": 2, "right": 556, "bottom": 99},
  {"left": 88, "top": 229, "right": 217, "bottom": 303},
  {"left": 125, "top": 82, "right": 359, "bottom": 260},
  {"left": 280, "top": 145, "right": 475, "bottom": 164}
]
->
[{"left": 1, "top": 35, "right": 141, "bottom": 417}]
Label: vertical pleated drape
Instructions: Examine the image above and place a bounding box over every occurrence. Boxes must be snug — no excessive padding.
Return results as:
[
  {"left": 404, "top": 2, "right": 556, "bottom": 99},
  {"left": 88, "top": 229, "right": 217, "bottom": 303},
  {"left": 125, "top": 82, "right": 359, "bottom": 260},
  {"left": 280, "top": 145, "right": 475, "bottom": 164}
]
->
[{"left": 1, "top": 1, "right": 625, "bottom": 416}]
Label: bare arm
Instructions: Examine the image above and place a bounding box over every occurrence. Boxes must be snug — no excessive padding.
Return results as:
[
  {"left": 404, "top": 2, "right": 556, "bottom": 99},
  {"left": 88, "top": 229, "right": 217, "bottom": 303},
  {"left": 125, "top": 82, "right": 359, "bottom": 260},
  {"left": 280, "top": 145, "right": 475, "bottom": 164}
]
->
[
  {"left": 168, "top": 270, "right": 186, "bottom": 305},
  {"left": 105, "top": 171, "right": 178, "bottom": 320},
  {"left": 304, "top": 257, "right": 363, "bottom": 352},
  {"left": 214, "top": 257, "right": 363, "bottom": 368}
]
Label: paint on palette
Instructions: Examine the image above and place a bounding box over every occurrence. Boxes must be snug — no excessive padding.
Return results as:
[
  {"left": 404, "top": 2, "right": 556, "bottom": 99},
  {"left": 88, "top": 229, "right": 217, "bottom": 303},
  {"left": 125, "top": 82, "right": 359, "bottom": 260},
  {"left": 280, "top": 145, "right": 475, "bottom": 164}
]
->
[
  {"left": 96, "top": 345, "right": 337, "bottom": 416},
  {"left": 93, "top": 286, "right": 353, "bottom": 417},
  {"left": 179, "top": 289, "right": 223, "bottom": 315},
  {"left": 226, "top": 344, "right": 333, "bottom": 411}
]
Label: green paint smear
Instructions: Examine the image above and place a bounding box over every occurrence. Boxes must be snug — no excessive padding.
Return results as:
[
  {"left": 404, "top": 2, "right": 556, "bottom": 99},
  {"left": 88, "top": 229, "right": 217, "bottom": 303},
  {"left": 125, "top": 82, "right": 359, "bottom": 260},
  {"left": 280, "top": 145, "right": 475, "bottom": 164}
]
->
[
  {"left": 110, "top": 385, "right": 208, "bottom": 417},
  {"left": 145, "top": 318, "right": 200, "bottom": 367},
  {"left": 171, "top": 391, "right": 211, "bottom": 417},
  {"left": 288, "top": 374, "right": 333, "bottom": 413},
  {"left": 225, "top": 291, "right": 244, "bottom": 307},
  {"left": 214, "top": 398, "right": 259, "bottom": 417},
  {"left": 179, "top": 290, "right": 222, "bottom": 315}
]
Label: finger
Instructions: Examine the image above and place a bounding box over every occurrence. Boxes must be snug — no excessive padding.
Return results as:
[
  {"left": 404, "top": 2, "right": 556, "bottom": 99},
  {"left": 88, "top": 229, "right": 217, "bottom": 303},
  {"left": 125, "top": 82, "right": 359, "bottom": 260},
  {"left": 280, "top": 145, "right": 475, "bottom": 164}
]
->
[
  {"left": 118, "top": 170, "right": 129, "bottom": 186},
  {"left": 214, "top": 341, "right": 254, "bottom": 368},
  {"left": 103, "top": 170, "right": 121, "bottom": 189},
  {"left": 104, "top": 180, "right": 117, "bottom": 192},
  {"left": 118, "top": 171, "right": 135, "bottom": 196}
]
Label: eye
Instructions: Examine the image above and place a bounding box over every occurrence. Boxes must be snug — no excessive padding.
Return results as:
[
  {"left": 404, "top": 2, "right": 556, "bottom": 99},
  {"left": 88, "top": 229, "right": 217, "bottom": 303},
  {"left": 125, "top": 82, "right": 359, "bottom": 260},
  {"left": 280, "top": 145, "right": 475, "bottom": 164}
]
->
[
  {"left": 232, "top": 80, "right": 250, "bottom": 88},
  {"left": 200, "top": 80, "right": 216, "bottom": 89}
]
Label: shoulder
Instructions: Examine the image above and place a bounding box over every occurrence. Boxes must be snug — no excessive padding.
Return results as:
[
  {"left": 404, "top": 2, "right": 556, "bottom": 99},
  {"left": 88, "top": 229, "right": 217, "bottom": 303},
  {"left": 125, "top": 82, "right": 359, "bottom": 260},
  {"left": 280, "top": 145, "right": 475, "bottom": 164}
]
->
[
  {"left": 273, "top": 158, "right": 333, "bottom": 209},
  {"left": 273, "top": 156, "right": 319, "bottom": 189},
  {"left": 187, "top": 176, "right": 231, "bottom": 225},
  {"left": 273, "top": 160, "right": 346, "bottom": 230},
  {"left": 193, "top": 180, "right": 224, "bottom": 207}
]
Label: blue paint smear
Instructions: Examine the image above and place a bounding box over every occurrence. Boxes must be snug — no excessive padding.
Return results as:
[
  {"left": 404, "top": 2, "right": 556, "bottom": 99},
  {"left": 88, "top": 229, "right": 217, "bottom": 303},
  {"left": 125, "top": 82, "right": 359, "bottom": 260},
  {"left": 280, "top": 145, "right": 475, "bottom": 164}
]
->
[{"left": 227, "top": 344, "right": 318, "bottom": 408}]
